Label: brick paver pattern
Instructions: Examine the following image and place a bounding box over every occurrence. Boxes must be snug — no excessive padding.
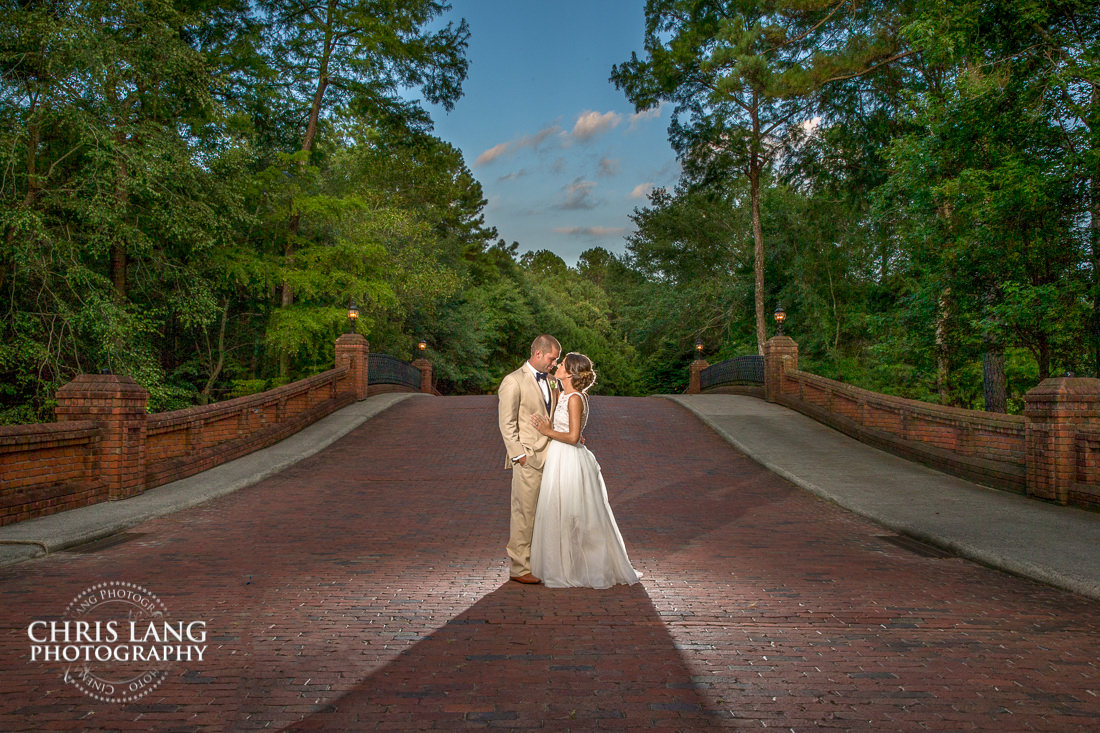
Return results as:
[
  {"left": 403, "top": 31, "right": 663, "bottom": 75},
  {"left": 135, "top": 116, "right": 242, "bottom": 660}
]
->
[{"left": 1, "top": 396, "right": 1099, "bottom": 731}]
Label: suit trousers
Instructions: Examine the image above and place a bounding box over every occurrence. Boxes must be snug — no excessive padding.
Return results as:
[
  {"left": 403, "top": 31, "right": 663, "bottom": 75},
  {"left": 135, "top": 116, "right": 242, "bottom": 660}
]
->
[{"left": 507, "top": 460, "right": 543, "bottom": 577}]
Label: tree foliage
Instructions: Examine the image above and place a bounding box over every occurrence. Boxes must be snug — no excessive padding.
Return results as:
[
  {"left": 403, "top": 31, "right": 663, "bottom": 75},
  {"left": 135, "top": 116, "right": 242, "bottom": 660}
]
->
[
  {"left": 0, "top": 0, "right": 643, "bottom": 422},
  {"left": 610, "top": 0, "right": 1100, "bottom": 411},
  {"left": 612, "top": 0, "right": 908, "bottom": 353},
  {"left": 2, "top": 0, "right": 1097, "bottom": 423}
]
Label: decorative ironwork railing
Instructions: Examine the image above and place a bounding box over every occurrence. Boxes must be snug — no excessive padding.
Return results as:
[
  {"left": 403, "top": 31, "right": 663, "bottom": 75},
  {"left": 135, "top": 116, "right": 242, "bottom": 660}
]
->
[
  {"left": 700, "top": 355, "right": 765, "bottom": 390},
  {"left": 368, "top": 354, "right": 422, "bottom": 391}
]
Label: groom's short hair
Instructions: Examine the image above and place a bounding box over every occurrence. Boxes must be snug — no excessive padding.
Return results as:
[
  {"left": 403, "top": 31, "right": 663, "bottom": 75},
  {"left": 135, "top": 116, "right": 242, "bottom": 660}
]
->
[{"left": 530, "top": 334, "right": 561, "bottom": 356}]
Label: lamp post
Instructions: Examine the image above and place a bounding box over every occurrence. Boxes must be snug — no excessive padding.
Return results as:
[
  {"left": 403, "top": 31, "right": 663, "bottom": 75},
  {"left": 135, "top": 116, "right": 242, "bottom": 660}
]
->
[
  {"left": 417, "top": 338, "right": 427, "bottom": 355},
  {"left": 694, "top": 338, "right": 704, "bottom": 360},
  {"left": 774, "top": 304, "right": 787, "bottom": 336},
  {"left": 346, "top": 300, "right": 359, "bottom": 333}
]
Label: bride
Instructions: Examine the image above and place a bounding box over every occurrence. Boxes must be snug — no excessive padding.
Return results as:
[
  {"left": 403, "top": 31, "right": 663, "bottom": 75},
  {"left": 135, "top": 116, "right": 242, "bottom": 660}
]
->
[{"left": 528, "top": 352, "right": 640, "bottom": 589}]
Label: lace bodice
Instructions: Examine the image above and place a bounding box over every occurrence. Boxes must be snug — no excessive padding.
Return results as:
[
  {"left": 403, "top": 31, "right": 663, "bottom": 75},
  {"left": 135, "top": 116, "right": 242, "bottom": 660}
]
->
[{"left": 552, "top": 391, "right": 589, "bottom": 434}]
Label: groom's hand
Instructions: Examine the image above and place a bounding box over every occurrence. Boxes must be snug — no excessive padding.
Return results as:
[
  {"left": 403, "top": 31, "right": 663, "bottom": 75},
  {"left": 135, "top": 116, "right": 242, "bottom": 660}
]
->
[{"left": 516, "top": 455, "right": 527, "bottom": 466}]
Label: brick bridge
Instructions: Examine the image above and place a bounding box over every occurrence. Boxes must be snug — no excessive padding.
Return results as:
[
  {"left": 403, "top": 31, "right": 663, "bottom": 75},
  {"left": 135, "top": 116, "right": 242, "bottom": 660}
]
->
[
  {"left": 1, "top": 394, "right": 1099, "bottom": 730},
  {"left": 5, "top": 332, "right": 1100, "bottom": 530}
]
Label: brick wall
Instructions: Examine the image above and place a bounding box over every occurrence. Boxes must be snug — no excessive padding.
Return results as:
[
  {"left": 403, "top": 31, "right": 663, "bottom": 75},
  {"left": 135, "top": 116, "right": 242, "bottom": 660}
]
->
[
  {"left": 760, "top": 335, "right": 1100, "bottom": 509},
  {"left": 778, "top": 368, "right": 1027, "bottom": 493},
  {"left": 1073, "top": 426, "right": 1100, "bottom": 509},
  {"left": 1023, "top": 376, "right": 1100, "bottom": 507},
  {"left": 0, "top": 421, "right": 102, "bottom": 524},
  {"left": 143, "top": 368, "right": 354, "bottom": 490},
  {"left": 0, "top": 334, "right": 372, "bottom": 526}
]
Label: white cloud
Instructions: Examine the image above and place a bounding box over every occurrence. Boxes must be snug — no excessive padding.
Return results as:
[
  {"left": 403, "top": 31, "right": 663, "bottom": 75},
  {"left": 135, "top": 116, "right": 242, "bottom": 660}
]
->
[
  {"left": 474, "top": 125, "right": 563, "bottom": 166},
  {"left": 630, "top": 182, "right": 654, "bottom": 199},
  {"left": 558, "top": 179, "right": 598, "bottom": 210},
  {"left": 475, "top": 109, "right": 635, "bottom": 168},
  {"left": 628, "top": 104, "right": 663, "bottom": 128},
  {"left": 475, "top": 143, "right": 509, "bottom": 166},
  {"left": 516, "top": 125, "right": 562, "bottom": 151},
  {"left": 554, "top": 226, "right": 627, "bottom": 237},
  {"left": 571, "top": 110, "right": 621, "bottom": 142}
]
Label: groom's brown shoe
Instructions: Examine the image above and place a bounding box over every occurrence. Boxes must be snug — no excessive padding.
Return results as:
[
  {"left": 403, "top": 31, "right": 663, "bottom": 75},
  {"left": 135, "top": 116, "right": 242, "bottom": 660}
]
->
[{"left": 510, "top": 574, "right": 542, "bottom": 584}]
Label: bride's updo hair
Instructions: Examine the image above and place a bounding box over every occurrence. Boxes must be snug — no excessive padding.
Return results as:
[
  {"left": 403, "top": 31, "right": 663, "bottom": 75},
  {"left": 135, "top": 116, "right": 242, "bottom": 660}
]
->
[{"left": 562, "top": 352, "right": 597, "bottom": 392}]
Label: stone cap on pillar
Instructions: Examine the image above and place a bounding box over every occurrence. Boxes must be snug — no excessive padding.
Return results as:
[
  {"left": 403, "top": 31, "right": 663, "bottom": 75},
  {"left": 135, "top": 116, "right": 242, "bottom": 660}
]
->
[
  {"left": 763, "top": 334, "right": 799, "bottom": 350},
  {"left": 335, "top": 333, "right": 370, "bottom": 347},
  {"left": 1024, "top": 377, "right": 1100, "bottom": 416},
  {"left": 55, "top": 374, "right": 149, "bottom": 409}
]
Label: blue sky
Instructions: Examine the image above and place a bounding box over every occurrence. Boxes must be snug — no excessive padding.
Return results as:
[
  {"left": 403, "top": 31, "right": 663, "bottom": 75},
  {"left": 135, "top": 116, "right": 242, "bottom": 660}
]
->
[{"left": 423, "top": 1, "right": 680, "bottom": 266}]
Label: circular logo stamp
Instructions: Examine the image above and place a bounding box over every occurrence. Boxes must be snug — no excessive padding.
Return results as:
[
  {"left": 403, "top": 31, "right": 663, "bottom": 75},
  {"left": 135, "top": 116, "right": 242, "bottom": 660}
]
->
[
  {"left": 62, "top": 581, "right": 171, "bottom": 703},
  {"left": 28, "top": 581, "right": 208, "bottom": 704}
]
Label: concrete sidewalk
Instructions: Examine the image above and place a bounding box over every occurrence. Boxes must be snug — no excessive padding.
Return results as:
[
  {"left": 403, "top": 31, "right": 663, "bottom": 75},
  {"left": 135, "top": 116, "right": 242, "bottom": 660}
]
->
[
  {"left": 665, "top": 393, "right": 1100, "bottom": 601},
  {"left": 0, "top": 392, "right": 424, "bottom": 566}
]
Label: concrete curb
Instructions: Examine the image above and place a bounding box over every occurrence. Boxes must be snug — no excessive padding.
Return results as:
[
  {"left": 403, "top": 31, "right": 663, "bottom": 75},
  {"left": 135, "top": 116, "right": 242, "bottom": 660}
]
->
[
  {"left": 0, "top": 392, "right": 424, "bottom": 566},
  {"left": 659, "top": 394, "right": 1100, "bottom": 602}
]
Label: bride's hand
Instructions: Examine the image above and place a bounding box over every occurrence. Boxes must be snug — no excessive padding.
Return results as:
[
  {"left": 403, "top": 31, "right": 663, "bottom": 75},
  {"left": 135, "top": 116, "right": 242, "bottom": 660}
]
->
[{"left": 529, "top": 414, "right": 548, "bottom": 434}]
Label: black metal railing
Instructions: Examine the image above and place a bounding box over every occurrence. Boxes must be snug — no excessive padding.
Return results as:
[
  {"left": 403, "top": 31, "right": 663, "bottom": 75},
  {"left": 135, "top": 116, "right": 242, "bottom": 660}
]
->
[
  {"left": 700, "top": 355, "right": 765, "bottom": 390},
  {"left": 368, "top": 353, "right": 422, "bottom": 391}
]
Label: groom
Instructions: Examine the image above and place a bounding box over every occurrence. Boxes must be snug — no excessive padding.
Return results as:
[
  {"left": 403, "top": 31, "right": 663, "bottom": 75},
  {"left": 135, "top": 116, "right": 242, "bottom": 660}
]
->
[{"left": 497, "top": 334, "right": 561, "bottom": 584}]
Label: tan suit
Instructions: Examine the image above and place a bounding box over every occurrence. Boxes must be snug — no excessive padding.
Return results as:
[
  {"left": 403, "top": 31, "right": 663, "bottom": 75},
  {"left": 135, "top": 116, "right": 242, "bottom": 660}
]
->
[{"left": 498, "top": 363, "right": 558, "bottom": 577}]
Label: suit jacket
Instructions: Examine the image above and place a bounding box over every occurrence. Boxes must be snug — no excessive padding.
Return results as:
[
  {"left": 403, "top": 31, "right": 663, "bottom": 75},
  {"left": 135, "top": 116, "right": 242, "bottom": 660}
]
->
[{"left": 497, "top": 363, "right": 558, "bottom": 470}]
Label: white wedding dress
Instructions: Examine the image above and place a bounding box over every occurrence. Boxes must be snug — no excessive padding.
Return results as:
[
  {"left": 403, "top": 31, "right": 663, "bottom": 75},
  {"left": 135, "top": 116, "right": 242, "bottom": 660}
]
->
[{"left": 530, "top": 392, "right": 640, "bottom": 588}]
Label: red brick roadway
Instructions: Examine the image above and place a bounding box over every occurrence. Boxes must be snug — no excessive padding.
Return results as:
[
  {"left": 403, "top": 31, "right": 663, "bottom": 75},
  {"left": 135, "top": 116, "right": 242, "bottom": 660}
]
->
[{"left": 1, "top": 396, "right": 1099, "bottom": 731}]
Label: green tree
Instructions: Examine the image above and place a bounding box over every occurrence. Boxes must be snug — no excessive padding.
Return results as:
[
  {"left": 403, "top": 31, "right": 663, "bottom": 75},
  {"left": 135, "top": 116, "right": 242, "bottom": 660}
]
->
[
  {"left": 870, "top": 0, "right": 1096, "bottom": 407},
  {"left": 612, "top": 0, "right": 907, "bottom": 353},
  {"left": 623, "top": 182, "right": 755, "bottom": 385},
  {"left": 0, "top": 0, "right": 254, "bottom": 418},
  {"left": 258, "top": 0, "right": 470, "bottom": 375}
]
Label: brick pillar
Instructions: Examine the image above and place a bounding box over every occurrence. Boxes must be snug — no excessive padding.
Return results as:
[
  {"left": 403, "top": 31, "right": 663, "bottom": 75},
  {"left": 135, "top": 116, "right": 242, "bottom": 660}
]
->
[
  {"left": 763, "top": 335, "right": 799, "bottom": 403},
  {"left": 411, "top": 359, "right": 433, "bottom": 394},
  {"left": 55, "top": 374, "right": 148, "bottom": 500},
  {"left": 687, "top": 359, "right": 709, "bottom": 394},
  {"left": 335, "top": 333, "right": 370, "bottom": 400},
  {"left": 1024, "top": 377, "right": 1100, "bottom": 504}
]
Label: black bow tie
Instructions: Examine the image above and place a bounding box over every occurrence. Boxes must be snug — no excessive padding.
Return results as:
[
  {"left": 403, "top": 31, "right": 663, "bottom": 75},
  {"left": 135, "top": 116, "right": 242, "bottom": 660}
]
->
[{"left": 535, "top": 372, "right": 548, "bottom": 381}]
